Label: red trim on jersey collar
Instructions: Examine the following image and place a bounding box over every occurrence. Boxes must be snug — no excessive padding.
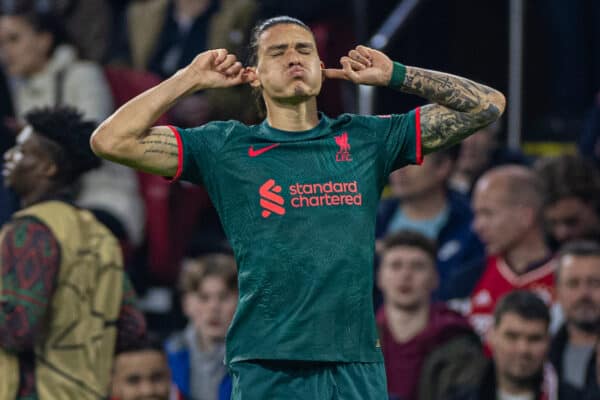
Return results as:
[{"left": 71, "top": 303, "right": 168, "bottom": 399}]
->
[
  {"left": 415, "top": 107, "right": 423, "bottom": 165},
  {"left": 497, "top": 255, "right": 557, "bottom": 286},
  {"left": 167, "top": 125, "right": 183, "bottom": 182}
]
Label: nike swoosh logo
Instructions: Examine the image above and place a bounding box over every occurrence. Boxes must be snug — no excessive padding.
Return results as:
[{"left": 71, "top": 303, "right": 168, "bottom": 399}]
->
[{"left": 248, "top": 143, "right": 280, "bottom": 157}]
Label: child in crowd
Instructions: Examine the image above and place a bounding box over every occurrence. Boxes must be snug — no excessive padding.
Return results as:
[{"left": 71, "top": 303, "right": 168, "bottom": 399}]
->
[{"left": 166, "top": 253, "right": 238, "bottom": 400}]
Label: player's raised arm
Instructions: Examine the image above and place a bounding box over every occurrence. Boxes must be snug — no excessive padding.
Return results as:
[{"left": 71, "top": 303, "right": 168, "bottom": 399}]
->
[
  {"left": 323, "top": 45, "right": 506, "bottom": 154},
  {"left": 90, "top": 49, "right": 249, "bottom": 176}
]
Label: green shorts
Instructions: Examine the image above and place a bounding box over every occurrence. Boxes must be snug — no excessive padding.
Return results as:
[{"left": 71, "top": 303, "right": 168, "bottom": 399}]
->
[{"left": 229, "top": 360, "right": 387, "bottom": 400}]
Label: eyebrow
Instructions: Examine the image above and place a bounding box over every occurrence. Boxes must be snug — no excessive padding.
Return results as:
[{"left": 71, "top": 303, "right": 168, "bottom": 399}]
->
[{"left": 265, "top": 42, "right": 315, "bottom": 52}]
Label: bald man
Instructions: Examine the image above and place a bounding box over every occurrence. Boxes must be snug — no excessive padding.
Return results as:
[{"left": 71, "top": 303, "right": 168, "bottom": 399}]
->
[{"left": 468, "top": 165, "right": 556, "bottom": 341}]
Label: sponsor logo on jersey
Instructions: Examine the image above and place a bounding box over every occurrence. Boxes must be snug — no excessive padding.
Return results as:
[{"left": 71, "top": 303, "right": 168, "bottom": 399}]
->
[
  {"left": 334, "top": 132, "right": 352, "bottom": 162},
  {"left": 473, "top": 289, "right": 492, "bottom": 307},
  {"left": 289, "top": 181, "right": 362, "bottom": 208},
  {"left": 248, "top": 143, "right": 280, "bottom": 157},
  {"left": 259, "top": 179, "right": 363, "bottom": 217},
  {"left": 259, "top": 179, "right": 285, "bottom": 218}
]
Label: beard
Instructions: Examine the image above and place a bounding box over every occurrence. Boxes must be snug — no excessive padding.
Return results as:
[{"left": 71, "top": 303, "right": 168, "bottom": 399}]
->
[
  {"left": 505, "top": 369, "right": 543, "bottom": 390},
  {"left": 568, "top": 299, "right": 600, "bottom": 333}
]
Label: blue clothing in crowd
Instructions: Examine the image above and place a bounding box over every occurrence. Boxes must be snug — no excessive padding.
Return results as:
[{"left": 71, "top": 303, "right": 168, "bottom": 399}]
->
[{"left": 165, "top": 326, "right": 231, "bottom": 400}]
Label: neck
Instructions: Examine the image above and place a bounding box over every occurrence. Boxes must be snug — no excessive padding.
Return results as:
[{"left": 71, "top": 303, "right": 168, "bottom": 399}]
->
[
  {"left": 384, "top": 301, "right": 429, "bottom": 342},
  {"left": 196, "top": 332, "right": 222, "bottom": 353},
  {"left": 567, "top": 323, "right": 599, "bottom": 346},
  {"left": 400, "top": 187, "right": 448, "bottom": 219},
  {"left": 504, "top": 229, "right": 550, "bottom": 274},
  {"left": 264, "top": 97, "right": 319, "bottom": 131},
  {"left": 20, "top": 184, "right": 59, "bottom": 208}
]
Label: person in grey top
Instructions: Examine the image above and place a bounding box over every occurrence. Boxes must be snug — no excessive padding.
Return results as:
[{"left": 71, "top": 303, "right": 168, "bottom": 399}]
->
[
  {"left": 549, "top": 241, "right": 600, "bottom": 392},
  {"left": 166, "top": 253, "right": 238, "bottom": 400}
]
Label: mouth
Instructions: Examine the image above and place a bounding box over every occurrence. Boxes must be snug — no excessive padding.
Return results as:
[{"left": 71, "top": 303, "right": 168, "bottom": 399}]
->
[
  {"left": 206, "top": 318, "right": 222, "bottom": 328},
  {"left": 396, "top": 285, "right": 413, "bottom": 295},
  {"left": 288, "top": 66, "right": 305, "bottom": 78}
]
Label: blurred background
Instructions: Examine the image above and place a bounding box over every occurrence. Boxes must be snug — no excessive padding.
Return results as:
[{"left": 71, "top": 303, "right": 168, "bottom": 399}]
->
[{"left": 1, "top": 1, "right": 599, "bottom": 399}]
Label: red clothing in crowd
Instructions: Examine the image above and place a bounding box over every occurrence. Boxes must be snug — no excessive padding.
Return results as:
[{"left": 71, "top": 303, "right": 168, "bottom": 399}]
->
[
  {"left": 376, "top": 303, "right": 475, "bottom": 400},
  {"left": 469, "top": 255, "right": 556, "bottom": 342}
]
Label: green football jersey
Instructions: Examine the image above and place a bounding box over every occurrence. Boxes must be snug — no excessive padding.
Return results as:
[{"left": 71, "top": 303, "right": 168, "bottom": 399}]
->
[{"left": 170, "top": 108, "right": 421, "bottom": 364}]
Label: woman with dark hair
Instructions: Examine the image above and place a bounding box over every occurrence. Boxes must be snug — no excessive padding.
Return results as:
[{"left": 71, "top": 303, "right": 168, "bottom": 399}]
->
[
  {"left": 0, "top": 8, "right": 112, "bottom": 121},
  {"left": 0, "top": 7, "right": 145, "bottom": 248}
]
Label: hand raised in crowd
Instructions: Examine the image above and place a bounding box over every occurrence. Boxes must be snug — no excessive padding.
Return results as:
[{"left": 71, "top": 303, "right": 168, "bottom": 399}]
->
[
  {"left": 322, "top": 45, "right": 394, "bottom": 87},
  {"left": 180, "top": 49, "right": 251, "bottom": 91}
]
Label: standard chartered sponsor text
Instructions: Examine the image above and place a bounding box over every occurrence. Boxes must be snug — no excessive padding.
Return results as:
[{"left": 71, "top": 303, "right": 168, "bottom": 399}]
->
[{"left": 288, "top": 180, "right": 362, "bottom": 208}]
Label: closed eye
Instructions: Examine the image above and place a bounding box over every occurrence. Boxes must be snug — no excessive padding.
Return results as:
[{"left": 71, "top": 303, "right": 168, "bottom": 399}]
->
[{"left": 296, "top": 43, "right": 314, "bottom": 54}]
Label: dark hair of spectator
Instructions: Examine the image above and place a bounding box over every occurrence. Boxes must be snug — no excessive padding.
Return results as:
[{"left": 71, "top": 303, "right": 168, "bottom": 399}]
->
[
  {"left": 535, "top": 155, "right": 600, "bottom": 211},
  {"left": 247, "top": 16, "right": 313, "bottom": 116},
  {"left": 493, "top": 290, "right": 550, "bottom": 328},
  {"left": 381, "top": 230, "right": 437, "bottom": 264},
  {"left": 178, "top": 253, "right": 238, "bottom": 294},
  {"left": 0, "top": 4, "right": 69, "bottom": 55},
  {"left": 557, "top": 240, "right": 600, "bottom": 279},
  {"left": 115, "top": 333, "right": 165, "bottom": 357},
  {"left": 24, "top": 107, "right": 100, "bottom": 185}
]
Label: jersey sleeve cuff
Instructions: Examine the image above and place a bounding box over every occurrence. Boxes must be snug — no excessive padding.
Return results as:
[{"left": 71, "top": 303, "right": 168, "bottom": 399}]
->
[
  {"left": 166, "top": 125, "right": 184, "bottom": 182},
  {"left": 415, "top": 107, "right": 423, "bottom": 165}
]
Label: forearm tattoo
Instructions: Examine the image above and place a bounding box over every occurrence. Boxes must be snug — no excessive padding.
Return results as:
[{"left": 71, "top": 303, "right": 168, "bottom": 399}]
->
[
  {"left": 138, "top": 130, "right": 179, "bottom": 173},
  {"left": 138, "top": 131, "right": 178, "bottom": 158},
  {"left": 401, "top": 67, "right": 505, "bottom": 153}
]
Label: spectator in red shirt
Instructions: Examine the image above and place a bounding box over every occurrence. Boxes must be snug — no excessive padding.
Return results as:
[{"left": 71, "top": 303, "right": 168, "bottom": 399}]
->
[{"left": 469, "top": 165, "right": 555, "bottom": 342}]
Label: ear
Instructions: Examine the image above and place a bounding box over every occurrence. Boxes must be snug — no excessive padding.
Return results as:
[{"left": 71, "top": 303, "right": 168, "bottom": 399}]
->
[
  {"left": 320, "top": 61, "right": 326, "bottom": 80},
  {"left": 44, "top": 161, "right": 58, "bottom": 179},
  {"left": 521, "top": 206, "right": 537, "bottom": 228},
  {"left": 245, "top": 67, "right": 261, "bottom": 88},
  {"left": 36, "top": 151, "right": 58, "bottom": 180}
]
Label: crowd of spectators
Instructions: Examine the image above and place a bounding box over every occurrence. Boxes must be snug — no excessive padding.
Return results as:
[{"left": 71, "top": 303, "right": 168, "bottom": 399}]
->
[{"left": 1, "top": 1, "right": 599, "bottom": 400}]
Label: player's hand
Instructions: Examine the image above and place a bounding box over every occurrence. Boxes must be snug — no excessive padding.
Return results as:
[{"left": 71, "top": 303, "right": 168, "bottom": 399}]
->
[
  {"left": 180, "top": 49, "right": 251, "bottom": 91},
  {"left": 322, "top": 45, "right": 394, "bottom": 87}
]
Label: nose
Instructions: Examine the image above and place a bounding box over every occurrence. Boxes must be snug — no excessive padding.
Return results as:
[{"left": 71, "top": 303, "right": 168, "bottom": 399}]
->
[
  {"left": 288, "top": 58, "right": 301, "bottom": 67},
  {"left": 513, "top": 338, "right": 531, "bottom": 355},
  {"left": 287, "top": 49, "right": 303, "bottom": 66},
  {"left": 138, "top": 379, "right": 154, "bottom": 396}
]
